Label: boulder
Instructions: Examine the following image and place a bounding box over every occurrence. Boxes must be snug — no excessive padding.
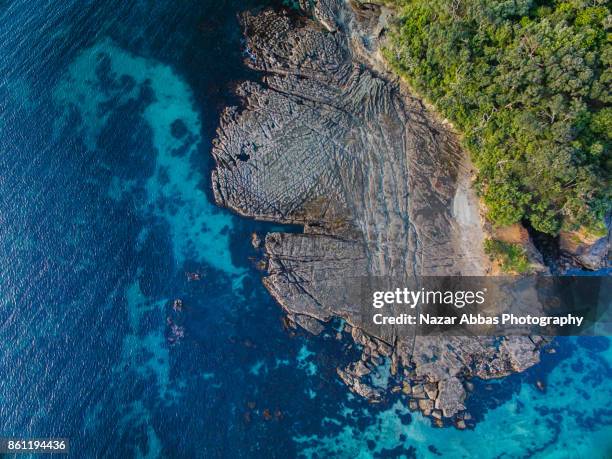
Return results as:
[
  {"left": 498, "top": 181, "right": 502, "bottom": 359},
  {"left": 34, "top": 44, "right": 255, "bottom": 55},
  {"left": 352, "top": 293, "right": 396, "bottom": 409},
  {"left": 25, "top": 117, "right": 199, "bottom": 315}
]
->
[
  {"left": 418, "top": 399, "right": 434, "bottom": 416},
  {"left": 559, "top": 224, "right": 610, "bottom": 270}
]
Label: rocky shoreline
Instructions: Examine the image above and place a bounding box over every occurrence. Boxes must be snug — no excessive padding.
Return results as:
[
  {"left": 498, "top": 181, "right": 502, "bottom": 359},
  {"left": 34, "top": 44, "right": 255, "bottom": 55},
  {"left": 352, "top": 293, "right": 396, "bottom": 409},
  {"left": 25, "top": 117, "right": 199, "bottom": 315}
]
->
[{"left": 211, "top": 0, "right": 550, "bottom": 427}]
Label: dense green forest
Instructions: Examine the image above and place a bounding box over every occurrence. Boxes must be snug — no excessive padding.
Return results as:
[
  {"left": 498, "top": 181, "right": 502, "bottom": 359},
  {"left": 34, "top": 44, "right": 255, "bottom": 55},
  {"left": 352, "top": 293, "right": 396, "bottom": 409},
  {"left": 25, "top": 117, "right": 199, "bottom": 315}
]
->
[{"left": 384, "top": 0, "right": 610, "bottom": 235}]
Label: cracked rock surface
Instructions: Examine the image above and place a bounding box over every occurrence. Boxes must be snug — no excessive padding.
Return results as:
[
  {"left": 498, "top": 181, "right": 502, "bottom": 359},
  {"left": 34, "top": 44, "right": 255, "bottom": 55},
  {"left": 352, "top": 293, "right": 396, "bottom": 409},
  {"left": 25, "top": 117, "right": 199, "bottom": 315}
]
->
[{"left": 211, "top": 0, "right": 544, "bottom": 425}]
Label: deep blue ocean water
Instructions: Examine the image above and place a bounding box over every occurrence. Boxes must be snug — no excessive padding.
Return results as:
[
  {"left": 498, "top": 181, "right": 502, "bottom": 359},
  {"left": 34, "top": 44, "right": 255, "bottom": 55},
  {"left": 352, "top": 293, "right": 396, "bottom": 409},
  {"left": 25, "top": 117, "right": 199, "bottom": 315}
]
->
[{"left": 0, "top": 1, "right": 611, "bottom": 457}]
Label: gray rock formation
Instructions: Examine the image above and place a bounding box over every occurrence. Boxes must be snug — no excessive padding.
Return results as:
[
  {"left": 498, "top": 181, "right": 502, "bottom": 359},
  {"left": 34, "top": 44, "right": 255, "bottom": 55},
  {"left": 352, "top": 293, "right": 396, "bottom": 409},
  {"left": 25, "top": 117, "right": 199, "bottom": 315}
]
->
[
  {"left": 211, "top": 0, "right": 544, "bottom": 424},
  {"left": 559, "top": 215, "right": 611, "bottom": 271}
]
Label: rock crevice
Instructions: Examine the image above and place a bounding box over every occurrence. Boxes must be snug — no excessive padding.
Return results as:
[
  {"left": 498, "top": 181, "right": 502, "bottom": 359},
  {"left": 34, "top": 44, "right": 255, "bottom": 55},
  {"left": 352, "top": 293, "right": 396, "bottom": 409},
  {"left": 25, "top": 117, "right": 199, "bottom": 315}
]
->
[{"left": 211, "top": 0, "right": 543, "bottom": 424}]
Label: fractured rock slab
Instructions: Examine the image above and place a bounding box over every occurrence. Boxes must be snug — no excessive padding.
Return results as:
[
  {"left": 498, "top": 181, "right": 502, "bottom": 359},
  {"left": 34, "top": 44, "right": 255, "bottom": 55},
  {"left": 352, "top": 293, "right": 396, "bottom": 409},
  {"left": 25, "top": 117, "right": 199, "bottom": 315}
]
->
[{"left": 211, "top": 0, "right": 543, "bottom": 423}]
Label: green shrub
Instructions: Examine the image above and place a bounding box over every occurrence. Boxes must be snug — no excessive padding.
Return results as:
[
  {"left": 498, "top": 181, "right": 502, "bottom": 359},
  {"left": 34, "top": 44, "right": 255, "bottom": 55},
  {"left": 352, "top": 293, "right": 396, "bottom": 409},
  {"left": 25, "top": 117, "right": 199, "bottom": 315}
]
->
[
  {"left": 484, "top": 239, "right": 531, "bottom": 273},
  {"left": 385, "top": 0, "right": 611, "bottom": 235}
]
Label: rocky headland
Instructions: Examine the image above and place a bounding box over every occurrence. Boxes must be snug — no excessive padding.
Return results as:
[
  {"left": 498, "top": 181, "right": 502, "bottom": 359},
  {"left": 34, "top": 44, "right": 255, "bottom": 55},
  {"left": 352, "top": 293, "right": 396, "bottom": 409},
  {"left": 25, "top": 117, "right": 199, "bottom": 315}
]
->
[{"left": 211, "top": 0, "right": 548, "bottom": 427}]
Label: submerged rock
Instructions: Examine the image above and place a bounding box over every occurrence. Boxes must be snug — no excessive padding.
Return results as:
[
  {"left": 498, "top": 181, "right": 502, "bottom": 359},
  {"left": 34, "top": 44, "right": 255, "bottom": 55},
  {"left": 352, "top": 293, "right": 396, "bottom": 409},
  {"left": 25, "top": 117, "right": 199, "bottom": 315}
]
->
[{"left": 211, "top": 0, "right": 543, "bottom": 424}]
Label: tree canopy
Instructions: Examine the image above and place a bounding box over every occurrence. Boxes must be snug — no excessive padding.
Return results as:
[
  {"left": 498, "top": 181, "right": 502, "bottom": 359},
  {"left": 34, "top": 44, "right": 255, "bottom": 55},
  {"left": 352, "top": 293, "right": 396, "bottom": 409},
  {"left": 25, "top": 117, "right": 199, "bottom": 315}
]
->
[{"left": 385, "top": 0, "right": 610, "bottom": 235}]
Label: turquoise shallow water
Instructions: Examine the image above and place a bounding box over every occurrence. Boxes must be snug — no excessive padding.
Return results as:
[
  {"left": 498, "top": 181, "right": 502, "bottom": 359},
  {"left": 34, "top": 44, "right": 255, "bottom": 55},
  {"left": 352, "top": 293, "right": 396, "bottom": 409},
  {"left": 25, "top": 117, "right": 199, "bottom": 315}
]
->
[
  {"left": 295, "top": 337, "right": 612, "bottom": 458},
  {"left": 53, "top": 38, "right": 241, "bottom": 275},
  {"left": 0, "top": 0, "right": 610, "bottom": 457}
]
